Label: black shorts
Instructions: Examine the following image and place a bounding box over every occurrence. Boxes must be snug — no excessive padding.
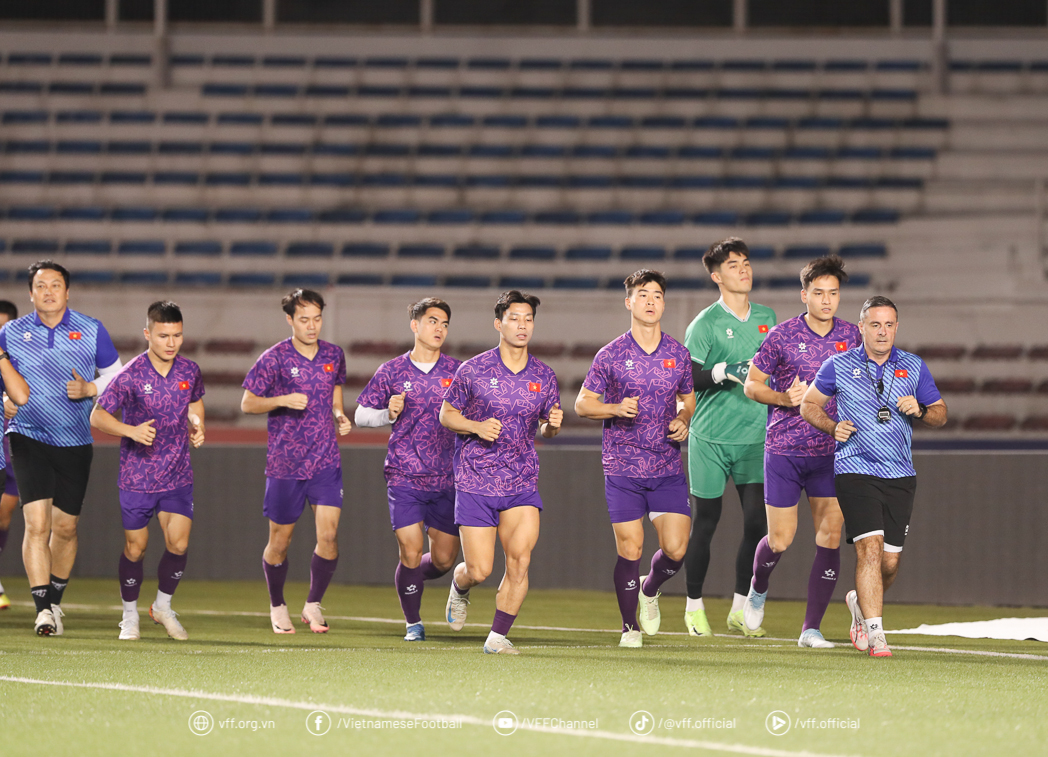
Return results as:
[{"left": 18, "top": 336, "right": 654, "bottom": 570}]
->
[
  {"left": 834, "top": 473, "right": 916, "bottom": 553},
  {"left": 9, "top": 433, "right": 93, "bottom": 516}
]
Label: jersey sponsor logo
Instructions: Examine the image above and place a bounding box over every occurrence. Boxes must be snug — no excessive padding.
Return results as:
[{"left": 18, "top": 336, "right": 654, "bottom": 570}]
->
[
  {"left": 758, "top": 324, "right": 769, "bottom": 333},
  {"left": 403, "top": 381, "right": 413, "bottom": 391},
  {"left": 852, "top": 368, "right": 862, "bottom": 378},
  {"left": 662, "top": 359, "right": 677, "bottom": 369},
  {"left": 895, "top": 369, "right": 908, "bottom": 378},
  {"left": 178, "top": 380, "right": 190, "bottom": 391},
  {"left": 528, "top": 382, "right": 542, "bottom": 392},
  {"left": 290, "top": 367, "right": 300, "bottom": 377},
  {"left": 22, "top": 332, "right": 31, "bottom": 342},
  {"left": 69, "top": 331, "right": 82, "bottom": 340},
  {"left": 835, "top": 342, "right": 848, "bottom": 351},
  {"left": 725, "top": 328, "right": 734, "bottom": 339},
  {"left": 625, "top": 358, "right": 634, "bottom": 369},
  {"left": 323, "top": 363, "right": 334, "bottom": 373},
  {"left": 798, "top": 343, "right": 807, "bottom": 352},
  {"left": 489, "top": 377, "right": 499, "bottom": 388},
  {"left": 143, "top": 383, "right": 153, "bottom": 394},
  {"left": 440, "top": 378, "right": 452, "bottom": 388}
]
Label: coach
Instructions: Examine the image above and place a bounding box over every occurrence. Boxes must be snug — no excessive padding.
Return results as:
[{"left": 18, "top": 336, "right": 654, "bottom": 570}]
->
[
  {"left": 800, "top": 296, "right": 946, "bottom": 658},
  {"left": 1, "top": 261, "right": 122, "bottom": 636}
]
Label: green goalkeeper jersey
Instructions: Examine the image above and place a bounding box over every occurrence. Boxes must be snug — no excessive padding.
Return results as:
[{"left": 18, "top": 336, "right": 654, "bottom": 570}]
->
[{"left": 685, "top": 298, "right": 777, "bottom": 445}]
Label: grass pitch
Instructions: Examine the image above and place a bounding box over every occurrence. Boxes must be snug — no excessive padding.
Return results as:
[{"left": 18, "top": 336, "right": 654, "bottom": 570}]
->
[{"left": 0, "top": 577, "right": 1045, "bottom": 757}]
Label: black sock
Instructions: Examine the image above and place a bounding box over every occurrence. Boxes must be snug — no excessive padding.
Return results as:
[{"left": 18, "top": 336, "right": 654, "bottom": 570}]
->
[
  {"left": 31, "top": 585, "right": 52, "bottom": 613},
  {"left": 49, "top": 575, "right": 69, "bottom": 606},
  {"left": 735, "top": 483, "right": 768, "bottom": 597},
  {"left": 684, "top": 495, "right": 723, "bottom": 599}
]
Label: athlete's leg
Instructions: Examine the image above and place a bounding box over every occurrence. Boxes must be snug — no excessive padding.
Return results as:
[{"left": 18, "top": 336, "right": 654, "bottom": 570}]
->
[
  {"left": 881, "top": 551, "right": 901, "bottom": 592},
  {"left": 734, "top": 483, "right": 767, "bottom": 597},
  {"left": 455, "top": 525, "right": 497, "bottom": 590},
  {"left": 683, "top": 494, "right": 721, "bottom": 600},
  {"left": 22, "top": 499, "right": 53, "bottom": 591},
  {"left": 612, "top": 518, "right": 644, "bottom": 632},
  {"left": 396, "top": 522, "right": 426, "bottom": 569},
  {"left": 645, "top": 512, "right": 690, "bottom": 591},
  {"left": 48, "top": 507, "right": 78, "bottom": 601},
  {"left": 263, "top": 520, "right": 296, "bottom": 610},
  {"left": 118, "top": 527, "right": 148, "bottom": 639},
  {"left": 854, "top": 533, "right": 885, "bottom": 620},
  {"left": 425, "top": 527, "right": 459, "bottom": 576},
  {"left": 150, "top": 512, "right": 192, "bottom": 639},
  {"left": 395, "top": 521, "right": 427, "bottom": 624},
  {"left": 305, "top": 505, "right": 340, "bottom": 613},
  {"left": 494, "top": 505, "right": 540, "bottom": 617},
  {"left": 801, "top": 497, "right": 842, "bottom": 633}
]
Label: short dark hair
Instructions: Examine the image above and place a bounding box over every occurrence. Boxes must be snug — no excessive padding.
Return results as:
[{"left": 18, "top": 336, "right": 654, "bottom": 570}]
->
[
  {"left": 859, "top": 296, "right": 898, "bottom": 321},
  {"left": 623, "top": 269, "right": 667, "bottom": 296},
  {"left": 800, "top": 254, "right": 849, "bottom": 289},
  {"left": 281, "top": 288, "right": 325, "bottom": 316},
  {"left": 408, "top": 297, "right": 451, "bottom": 322},
  {"left": 494, "top": 290, "right": 540, "bottom": 320},
  {"left": 28, "top": 260, "right": 70, "bottom": 289},
  {"left": 703, "top": 237, "right": 750, "bottom": 274},
  {"left": 147, "top": 300, "right": 183, "bottom": 326},
  {"left": 0, "top": 300, "right": 18, "bottom": 321}
]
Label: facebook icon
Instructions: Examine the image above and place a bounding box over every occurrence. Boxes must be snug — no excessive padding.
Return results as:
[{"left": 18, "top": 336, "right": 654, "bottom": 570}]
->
[{"left": 306, "top": 710, "right": 331, "bottom": 736}]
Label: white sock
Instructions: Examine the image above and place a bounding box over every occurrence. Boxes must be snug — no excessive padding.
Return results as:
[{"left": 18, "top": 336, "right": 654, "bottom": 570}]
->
[
  {"left": 122, "top": 600, "right": 137, "bottom": 619},
  {"left": 866, "top": 616, "right": 883, "bottom": 636},
  {"left": 154, "top": 590, "right": 173, "bottom": 611},
  {"left": 685, "top": 597, "right": 704, "bottom": 612},
  {"left": 731, "top": 593, "right": 746, "bottom": 613},
  {"left": 485, "top": 630, "right": 505, "bottom": 646}
]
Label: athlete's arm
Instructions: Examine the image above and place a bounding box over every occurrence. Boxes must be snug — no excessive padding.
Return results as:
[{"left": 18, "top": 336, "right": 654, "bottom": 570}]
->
[
  {"left": 89, "top": 404, "right": 157, "bottom": 446},
  {"left": 744, "top": 364, "right": 806, "bottom": 407},
  {"left": 439, "top": 400, "right": 501, "bottom": 441},
  {"left": 187, "top": 399, "right": 205, "bottom": 448},
  {"left": 68, "top": 358, "right": 122, "bottom": 400},
  {"left": 540, "top": 403, "right": 562, "bottom": 438},
  {"left": 692, "top": 359, "right": 750, "bottom": 390},
  {"left": 353, "top": 404, "right": 393, "bottom": 428},
  {"left": 332, "top": 385, "right": 352, "bottom": 436},
  {"left": 897, "top": 396, "right": 947, "bottom": 428},
  {"left": 668, "top": 391, "right": 695, "bottom": 441},
  {"left": 240, "top": 389, "right": 308, "bottom": 414},
  {"left": 0, "top": 354, "right": 29, "bottom": 406},
  {"left": 800, "top": 385, "right": 855, "bottom": 442},
  {"left": 574, "top": 386, "right": 638, "bottom": 420}
]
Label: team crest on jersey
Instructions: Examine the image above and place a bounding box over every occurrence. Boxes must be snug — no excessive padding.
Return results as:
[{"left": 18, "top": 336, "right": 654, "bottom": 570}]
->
[
  {"left": 489, "top": 377, "right": 499, "bottom": 388},
  {"left": 528, "top": 382, "right": 542, "bottom": 392},
  {"left": 178, "top": 380, "right": 190, "bottom": 391},
  {"left": 662, "top": 359, "right": 676, "bottom": 369},
  {"left": 852, "top": 368, "right": 862, "bottom": 378},
  {"left": 758, "top": 324, "right": 769, "bottom": 333},
  {"left": 798, "top": 343, "right": 807, "bottom": 353},
  {"left": 144, "top": 383, "right": 153, "bottom": 394},
  {"left": 440, "top": 378, "right": 452, "bottom": 388},
  {"left": 290, "top": 367, "right": 300, "bottom": 377},
  {"left": 895, "top": 369, "right": 908, "bottom": 378},
  {"left": 725, "top": 328, "right": 734, "bottom": 339},
  {"left": 835, "top": 342, "right": 848, "bottom": 352},
  {"left": 625, "top": 358, "right": 634, "bottom": 370},
  {"left": 403, "top": 381, "right": 413, "bottom": 391},
  {"left": 69, "top": 332, "right": 82, "bottom": 340}
]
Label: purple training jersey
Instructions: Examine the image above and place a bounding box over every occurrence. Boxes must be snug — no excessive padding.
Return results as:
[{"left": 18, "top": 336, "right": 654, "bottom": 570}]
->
[
  {"left": 357, "top": 352, "right": 462, "bottom": 491},
  {"left": 583, "top": 331, "right": 694, "bottom": 478},
  {"left": 96, "top": 352, "right": 205, "bottom": 492},
  {"left": 242, "top": 339, "right": 347, "bottom": 479},
  {"left": 751, "top": 314, "right": 861, "bottom": 456},
  {"left": 443, "top": 348, "right": 560, "bottom": 497}
]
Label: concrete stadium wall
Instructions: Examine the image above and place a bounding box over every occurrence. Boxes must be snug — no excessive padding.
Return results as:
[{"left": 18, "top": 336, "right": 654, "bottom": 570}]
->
[{"left": 0, "top": 445, "right": 1044, "bottom": 608}]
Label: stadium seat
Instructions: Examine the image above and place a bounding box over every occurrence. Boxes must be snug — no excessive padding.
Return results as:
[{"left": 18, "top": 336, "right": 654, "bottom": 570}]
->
[
  {"left": 118, "top": 240, "right": 165, "bottom": 255},
  {"left": 230, "top": 241, "right": 278, "bottom": 256},
  {"left": 398, "top": 244, "right": 445, "bottom": 258},
  {"left": 914, "top": 345, "right": 967, "bottom": 360},
  {"left": 1027, "top": 345, "right": 1048, "bottom": 360},
  {"left": 391, "top": 275, "right": 439, "bottom": 287},
  {"left": 783, "top": 245, "right": 831, "bottom": 259},
  {"left": 120, "top": 271, "right": 169, "bottom": 285},
  {"left": 981, "top": 379, "right": 1033, "bottom": 394},
  {"left": 71, "top": 271, "right": 117, "bottom": 285},
  {"left": 286, "top": 242, "right": 334, "bottom": 257},
  {"left": 552, "top": 277, "right": 600, "bottom": 289},
  {"left": 284, "top": 273, "right": 331, "bottom": 287},
  {"left": 565, "top": 246, "right": 613, "bottom": 261},
  {"left": 839, "top": 243, "right": 888, "bottom": 258},
  {"left": 935, "top": 378, "right": 977, "bottom": 393},
  {"left": 962, "top": 414, "right": 1017, "bottom": 431},
  {"left": 12, "top": 239, "right": 59, "bottom": 253},
  {"left": 175, "top": 272, "right": 223, "bottom": 286},
  {"left": 620, "top": 246, "right": 666, "bottom": 260},
  {"left": 971, "top": 345, "right": 1024, "bottom": 360},
  {"left": 453, "top": 245, "right": 500, "bottom": 259},
  {"left": 509, "top": 246, "right": 556, "bottom": 261},
  {"left": 1019, "top": 416, "right": 1048, "bottom": 431},
  {"left": 444, "top": 276, "right": 492, "bottom": 288},
  {"left": 337, "top": 274, "right": 384, "bottom": 286},
  {"left": 499, "top": 276, "right": 546, "bottom": 289},
  {"left": 342, "top": 243, "right": 390, "bottom": 257}
]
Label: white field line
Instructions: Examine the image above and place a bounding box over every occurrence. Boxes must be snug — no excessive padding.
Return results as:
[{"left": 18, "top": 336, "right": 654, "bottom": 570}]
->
[
  {"left": 0, "top": 674, "right": 857, "bottom": 757},
  {"left": 9, "top": 602, "right": 1048, "bottom": 661}
]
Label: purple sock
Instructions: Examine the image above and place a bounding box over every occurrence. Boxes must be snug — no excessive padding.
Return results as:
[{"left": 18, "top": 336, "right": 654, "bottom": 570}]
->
[
  {"left": 306, "top": 553, "right": 338, "bottom": 604},
  {"left": 420, "top": 553, "right": 449, "bottom": 580},
  {"left": 613, "top": 556, "right": 641, "bottom": 632},
  {"left": 751, "top": 536, "right": 782, "bottom": 594},
  {"left": 263, "top": 558, "right": 289, "bottom": 607},
  {"left": 157, "top": 550, "right": 188, "bottom": 596},
  {"left": 395, "top": 562, "right": 425, "bottom": 624},
  {"left": 119, "top": 553, "right": 143, "bottom": 603},
  {"left": 803, "top": 546, "right": 841, "bottom": 632},
  {"left": 491, "top": 609, "right": 516, "bottom": 636},
  {"left": 0, "top": 527, "right": 8, "bottom": 555},
  {"left": 641, "top": 549, "right": 684, "bottom": 595}
]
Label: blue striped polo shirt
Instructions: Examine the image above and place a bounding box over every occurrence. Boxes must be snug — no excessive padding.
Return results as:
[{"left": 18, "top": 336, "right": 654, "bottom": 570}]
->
[
  {"left": 813, "top": 346, "right": 941, "bottom": 479},
  {"left": 0, "top": 308, "right": 119, "bottom": 446}
]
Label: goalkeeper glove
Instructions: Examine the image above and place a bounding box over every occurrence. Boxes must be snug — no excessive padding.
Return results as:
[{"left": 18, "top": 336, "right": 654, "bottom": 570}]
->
[{"left": 712, "top": 360, "right": 752, "bottom": 385}]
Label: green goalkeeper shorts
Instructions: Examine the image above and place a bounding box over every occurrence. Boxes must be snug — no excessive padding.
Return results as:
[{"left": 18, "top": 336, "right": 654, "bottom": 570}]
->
[{"left": 688, "top": 437, "right": 765, "bottom": 499}]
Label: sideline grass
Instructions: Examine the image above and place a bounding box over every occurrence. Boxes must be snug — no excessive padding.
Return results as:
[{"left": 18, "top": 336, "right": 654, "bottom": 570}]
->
[{"left": 0, "top": 577, "right": 1045, "bottom": 757}]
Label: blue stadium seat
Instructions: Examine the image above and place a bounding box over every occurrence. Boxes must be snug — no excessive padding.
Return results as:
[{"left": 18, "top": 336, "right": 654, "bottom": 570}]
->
[
  {"left": 205, "top": 172, "right": 251, "bottom": 186},
  {"left": 163, "top": 111, "right": 209, "bottom": 124},
  {"left": 118, "top": 240, "right": 165, "bottom": 255},
  {"left": 377, "top": 114, "right": 422, "bottom": 128},
  {"left": 851, "top": 208, "right": 900, "bottom": 224},
  {"left": 110, "top": 54, "right": 151, "bottom": 66},
  {"left": 2, "top": 111, "right": 48, "bottom": 124},
  {"left": 342, "top": 243, "right": 390, "bottom": 257},
  {"left": 0, "top": 240, "right": 7, "bottom": 252},
  {"left": 230, "top": 241, "right": 277, "bottom": 256},
  {"left": 259, "top": 173, "right": 306, "bottom": 186},
  {"left": 72, "top": 271, "right": 117, "bottom": 285},
  {"left": 213, "top": 55, "right": 255, "bottom": 66},
  {"left": 64, "top": 239, "right": 112, "bottom": 254},
  {"left": 99, "top": 83, "right": 146, "bottom": 96},
  {"left": 267, "top": 208, "right": 313, "bottom": 223},
  {"left": 767, "top": 276, "right": 800, "bottom": 289},
  {"left": 0, "top": 82, "right": 44, "bottom": 94},
  {"left": 218, "top": 112, "right": 263, "bottom": 125},
  {"left": 797, "top": 117, "right": 844, "bottom": 130},
  {"left": 565, "top": 246, "right": 612, "bottom": 261},
  {"left": 121, "top": 271, "right": 169, "bottom": 285},
  {"left": 519, "top": 58, "right": 561, "bottom": 70},
  {"left": 50, "top": 82, "right": 95, "bottom": 95},
  {"left": 748, "top": 246, "right": 776, "bottom": 259},
  {"left": 315, "top": 57, "right": 358, "bottom": 68},
  {"left": 108, "top": 141, "right": 152, "bottom": 154},
  {"left": 391, "top": 275, "right": 438, "bottom": 287},
  {"left": 670, "top": 59, "right": 715, "bottom": 70},
  {"left": 56, "top": 110, "right": 102, "bottom": 123},
  {"left": 59, "top": 207, "right": 106, "bottom": 220},
  {"left": 365, "top": 57, "right": 409, "bottom": 68},
  {"left": 175, "top": 272, "right": 223, "bottom": 286},
  {"left": 57, "top": 140, "right": 103, "bottom": 153},
  {"left": 416, "top": 57, "right": 458, "bottom": 69},
  {"left": 12, "top": 239, "right": 59, "bottom": 253},
  {"left": 468, "top": 57, "right": 511, "bottom": 70},
  {"left": 445, "top": 276, "right": 492, "bottom": 288},
  {"left": 875, "top": 59, "right": 923, "bottom": 71},
  {"left": 430, "top": 113, "right": 475, "bottom": 127},
  {"left": 553, "top": 277, "right": 600, "bottom": 289},
  {"left": 110, "top": 110, "right": 156, "bottom": 123},
  {"left": 171, "top": 54, "right": 205, "bottom": 66},
  {"left": 838, "top": 243, "right": 888, "bottom": 258},
  {"left": 783, "top": 244, "right": 831, "bottom": 259},
  {"left": 7, "top": 53, "right": 53, "bottom": 65},
  {"left": 373, "top": 209, "right": 421, "bottom": 224},
  {"left": 101, "top": 171, "right": 147, "bottom": 184},
  {"left": 0, "top": 170, "right": 45, "bottom": 183},
  {"left": 313, "top": 144, "right": 360, "bottom": 157},
  {"left": 746, "top": 116, "right": 791, "bottom": 129},
  {"left": 284, "top": 273, "right": 331, "bottom": 287},
  {"left": 317, "top": 209, "right": 367, "bottom": 223},
  {"left": 418, "top": 144, "right": 462, "bottom": 157},
  {"left": 337, "top": 274, "right": 384, "bottom": 286},
  {"left": 536, "top": 115, "right": 581, "bottom": 128},
  {"left": 411, "top": 85, "right": 458, "bottom": 97},
  {"left": 534, "top": 210, "right": 581, "bottom": 225},
  {"left": 479, "top": 210, "right": 528, "bottom": 224},
  {"left": 112, "top": 207, "right": 158, "bottom": 222},
  {"left": 670, "top": 277, "right": 711, "bottom": 290},
  {"left": 286, "top": 242, "right": 334, "bottom": 257},
  {"left": 311, "top": 173, "right": 356, "bottom": 187},
  {"left": 398, "top": 244, "right": 444, "bottom": 258},
  {"left": 163, "top": 208, "right": 210, "bottom": 222},
  {"left": 588, "top": 115, "right": 633, "bottom": 128},
  {"left": 674, "top": 247, "right": 705, "bottom": 260},
  {"left": 745, "top": 211, "right": 792, "bottom": 226},
  {"left": 229, "top": 273, "right": 277, "bottom": 286},
  {"left": 260, "top": 142, "right": 307, "bottom": 155},
  {"left": 890, "top": 146, "right": 936, "bottom": 159},
  {"left": 640, "top": 211, "right": 686, "bottom": 225},
  {"left": 620, "top": 246, "right": 666, "bottom": 261},
  {"left": 263, "top": 56, "right": 307, "bottom": 67},
  {"left": 799, "top": 210, "right": 847, "bottom": 224},
  {"left": 175, "top": 241, "right": 222, "bottom": 256},
  {"left": 824, "top": 59, "right": 867, "bottom": 71},
  {"left": 453, "top": 245, "right": 499, "bottom": 259},
  {"left": 155, "top": 172, "right": 200, "bottom": 185},
  {"left": 359, "top": 85, "right": 401, "bottom": 97},
  {"left": 587, "top": 210, "right": 634, "bottom": 225},
  {"left": 847, "top": 273, "right": 872, "bottom": 287},
  {"left": 6, "top": 206, "right": 55, "bottom": 220},
  {"left": 203, "top": 84, "right": 250, "bottom": 97},
  {"left": 509, "top": 246, "right": 557, "bottom": 261},
  {"left": 499, "top": 276, "right": 546, "bottom": 289},
  {"left": 572, "top": 145, "right": 617, "bottom": 158}
]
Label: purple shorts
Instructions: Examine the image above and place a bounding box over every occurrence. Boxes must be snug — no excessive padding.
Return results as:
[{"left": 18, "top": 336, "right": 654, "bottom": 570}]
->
[
  {"left": 455, "top": 490, "right": 542, "bottom": 528},
  {"left": 3, "top": 436, "right": 17, "bottom": 497},
  {"left": 764, "top": 452, "right": 836, "bottom": 508},
  {"left": 388, "top": 486, "right": 458, "bottom": 536},
  {"left": 263, "top": 465, "right": 343, "bottom": 525},
  {"left": 605, "top": 474, "right": 691, "bottom": 524},
  {"left": 119, "top": 484, "right": 194, "bottom": 531}
]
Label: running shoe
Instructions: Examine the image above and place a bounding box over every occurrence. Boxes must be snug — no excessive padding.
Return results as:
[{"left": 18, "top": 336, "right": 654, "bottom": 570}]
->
[
  {"left": 34, "top": 609, "right": 56, "bottom": 636},
  {"left": 445, "top": 583, "right": 469, "bottom": 631},
  {"left": 742, "top": 584, "right": 767, "bottom": 633},
  {"left": 619, "top": 628, "right": 643, "bottom": 648},
  {"left": 684, "top": 609, "right": 714, "bottom": 637},
  {"left": 637, "top": 576, "right": 661, "bottom": 636},
  {"left": 798, "top": 628, "right": 835, "bottom": 649},
  {"left": 483, "top": 636, "right": 519, "bottom": 655},
  {"left": 270, "top": 604, "right": 296, "bottom": 634},
  {"left": 301, "top": 602, "right": 329, "bottom": 633},
  {"left": 118, "top": 615, "right": 141, "bottom": 641},
  {"left": 868, "top": 634, "right": 892, "bottom": 658},
  {"left": 404, "top": 622, "right": 426, "bottom": 642},
  {"left": 727, "top": 609, "right": 765, "bottom": 637},
  {"left": 149, "top": 603, "right": 188, "bottom": 640},
  {"left": 845, "top": 590, "right": 869, "bottom": 652}
]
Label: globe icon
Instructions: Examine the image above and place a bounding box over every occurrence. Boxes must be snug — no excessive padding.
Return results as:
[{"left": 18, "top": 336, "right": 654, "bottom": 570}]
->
[
  {"left": 193, "top": 715, "right": 209, "bottom": 731},
  {"left": 189, "top": 711, "right": 213, "bottom": 735}
]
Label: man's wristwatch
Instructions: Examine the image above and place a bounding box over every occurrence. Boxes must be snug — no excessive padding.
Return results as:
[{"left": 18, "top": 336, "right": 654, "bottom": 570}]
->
[
  {"left": 0, "top": 350, "right": 9, "bottom": 362},
  {"left": 916, "top": 402, "right": 928, "bottom": 420}
]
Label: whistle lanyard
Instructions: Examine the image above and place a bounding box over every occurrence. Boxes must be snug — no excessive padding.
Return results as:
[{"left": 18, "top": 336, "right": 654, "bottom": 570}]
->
[{"left": 864, "top": 358, "right": 897, "bottom": 402}]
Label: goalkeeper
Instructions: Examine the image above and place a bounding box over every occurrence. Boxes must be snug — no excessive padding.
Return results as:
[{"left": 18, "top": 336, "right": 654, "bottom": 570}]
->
[{"left": 681, "top": 237, "right": 777, "bottom": 638}]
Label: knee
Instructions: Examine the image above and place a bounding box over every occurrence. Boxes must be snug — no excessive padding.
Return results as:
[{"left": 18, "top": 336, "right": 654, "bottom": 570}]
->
[
  {"left": 465, "top": 562, "right": 492, "bottom": 584},
  {"left": 166, "top": 539, "right": 188, "bottom": 556},
  {"left": 663, "top": 543, "right": 687, "bottom": 562},
  {"left": 617, "top": 542, "right": 643, "bottom": 561},
  {"left": 431, "top": 549, "right": 457, "bottom": 574},
  {"left": 124, "top": 543, "right": 146, "bottom": 562},
  {"left": 24, "top": 520, "right": 50, "bottom": 540},
  {"left": 399, "top": 546, "right": 423, "bottom": 568},
  {"left": 51, "top": 521, "right": 78, "bottom": 542},
  {"left": 768, "top": 525, "right": 795, "bottom": 554}
]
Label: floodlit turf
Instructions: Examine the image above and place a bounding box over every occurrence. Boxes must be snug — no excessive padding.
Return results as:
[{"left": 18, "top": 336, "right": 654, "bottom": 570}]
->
[{"left": 0, "top": 577, "right": 1045, "bottom": 757}]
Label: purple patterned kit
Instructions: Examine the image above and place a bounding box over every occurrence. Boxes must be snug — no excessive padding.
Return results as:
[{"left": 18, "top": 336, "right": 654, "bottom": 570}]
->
[
  {"left": 583, "top": 331, "right": 694, "bottom": 478},
  {"left": 96, "top": 353, "right": 205, "bottom": 493},
  {"left": 118, "top": 484, "right": 194, "bottom": 530},
  {"left": 356, "top": 352, "right": 462, "bottom": 491},
  {"left": 751, "top": 315, "right": 861, "bottom": 456},
  {"left": 443, "top": 348, "right": 560, "bottom": 497},
  {"left": 242, "top": 339, "right": 347, "bottom": 479}
]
